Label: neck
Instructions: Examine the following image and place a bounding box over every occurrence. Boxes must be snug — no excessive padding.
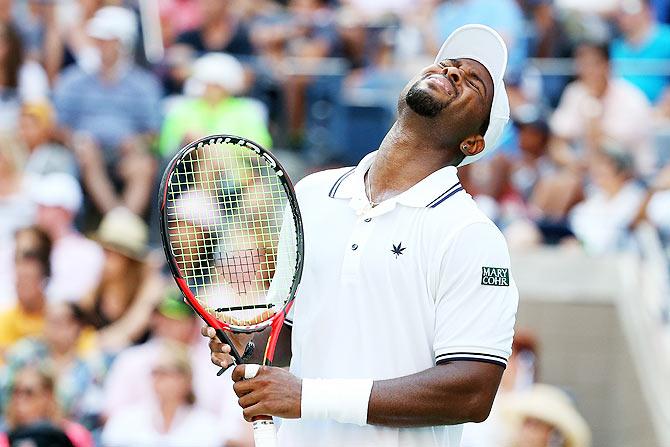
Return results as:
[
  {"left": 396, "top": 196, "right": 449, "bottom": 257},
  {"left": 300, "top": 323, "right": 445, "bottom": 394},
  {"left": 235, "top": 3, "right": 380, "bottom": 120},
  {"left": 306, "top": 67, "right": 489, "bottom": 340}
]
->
[
  {"left": 49, "top": 222, "right": 73, "bottom": 241},
  {"left": 20, "top": 296, "right": 45, "bottom": 315},
  {"left": 627, "top": 20, "right": 654, "bottom": 46},
  {"left": 158, "top": 399, "right": 180, "bottom": 432},
  {"left": 368, "top": 119, "right": 459, "bottom": 203}
]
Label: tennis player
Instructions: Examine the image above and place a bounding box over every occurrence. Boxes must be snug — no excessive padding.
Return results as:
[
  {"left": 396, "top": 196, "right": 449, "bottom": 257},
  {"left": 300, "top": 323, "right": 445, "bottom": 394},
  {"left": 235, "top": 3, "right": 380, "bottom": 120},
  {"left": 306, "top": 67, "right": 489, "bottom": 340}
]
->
[{"left": 203, "top": 24, "right": 518, "bottom": 447}]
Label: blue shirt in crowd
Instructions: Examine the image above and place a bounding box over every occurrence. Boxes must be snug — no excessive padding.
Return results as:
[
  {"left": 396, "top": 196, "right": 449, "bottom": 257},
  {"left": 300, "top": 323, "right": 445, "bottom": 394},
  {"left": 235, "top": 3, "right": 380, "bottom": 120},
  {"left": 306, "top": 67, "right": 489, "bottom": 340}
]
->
[
  {"left": 611, "top": 24, "right": 670, "bottom": 103},
  {"left": 54, "top": 65, "right": 162, "bottom": 162}
]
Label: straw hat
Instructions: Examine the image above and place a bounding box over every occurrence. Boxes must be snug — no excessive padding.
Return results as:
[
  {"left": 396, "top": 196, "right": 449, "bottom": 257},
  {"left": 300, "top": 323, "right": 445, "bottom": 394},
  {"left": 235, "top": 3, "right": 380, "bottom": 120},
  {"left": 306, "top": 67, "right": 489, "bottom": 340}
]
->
[
  {"left": 502, "top": 384, "right": 591, "bottom": 447},
  {"left": 94, "top": 207, "right": 148, "bottom": 260}
]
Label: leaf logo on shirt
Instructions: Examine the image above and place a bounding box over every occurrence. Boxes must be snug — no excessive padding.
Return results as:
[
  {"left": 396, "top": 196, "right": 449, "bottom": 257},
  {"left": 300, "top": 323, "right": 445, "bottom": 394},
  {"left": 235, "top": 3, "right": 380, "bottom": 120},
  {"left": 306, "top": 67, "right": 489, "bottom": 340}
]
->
[{"left": 391, "top": 242, "right": 406, "bottom": 259}]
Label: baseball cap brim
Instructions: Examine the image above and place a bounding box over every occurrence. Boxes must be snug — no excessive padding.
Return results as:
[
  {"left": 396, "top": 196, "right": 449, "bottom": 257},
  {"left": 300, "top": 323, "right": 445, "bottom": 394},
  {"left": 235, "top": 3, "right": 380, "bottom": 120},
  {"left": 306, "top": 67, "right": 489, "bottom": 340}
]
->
[{"left": 434, "top": 24, "right": 510, "bottom": 166}]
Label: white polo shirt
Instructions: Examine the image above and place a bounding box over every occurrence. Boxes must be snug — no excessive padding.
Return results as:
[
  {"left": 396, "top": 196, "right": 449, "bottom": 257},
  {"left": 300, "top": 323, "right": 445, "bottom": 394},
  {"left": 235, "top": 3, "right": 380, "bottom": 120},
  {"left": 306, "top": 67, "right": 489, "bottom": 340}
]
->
[{"left": 280, "top": 151, "right": 518, "bottom": 447}]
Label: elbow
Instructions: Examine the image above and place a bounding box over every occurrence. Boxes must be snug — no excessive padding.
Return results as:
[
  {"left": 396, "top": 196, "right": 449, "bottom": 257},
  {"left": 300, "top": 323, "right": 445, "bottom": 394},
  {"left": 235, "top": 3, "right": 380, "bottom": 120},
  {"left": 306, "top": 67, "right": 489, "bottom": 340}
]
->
[{"left": 466, "top": 393, "right": 495, "bottom": 423}]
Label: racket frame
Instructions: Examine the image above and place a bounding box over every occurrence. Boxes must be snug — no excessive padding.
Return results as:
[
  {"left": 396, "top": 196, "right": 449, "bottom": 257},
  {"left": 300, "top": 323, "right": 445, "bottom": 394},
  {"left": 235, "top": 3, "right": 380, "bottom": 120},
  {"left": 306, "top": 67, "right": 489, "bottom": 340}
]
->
[{"left": 159, "top": 135, "right": 304, "bottom": 363}]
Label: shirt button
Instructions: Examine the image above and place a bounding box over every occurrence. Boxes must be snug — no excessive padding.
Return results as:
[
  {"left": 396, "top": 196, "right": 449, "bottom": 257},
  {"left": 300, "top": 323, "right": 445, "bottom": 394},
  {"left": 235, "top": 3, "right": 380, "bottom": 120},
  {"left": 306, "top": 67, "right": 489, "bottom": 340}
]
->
[
  {"left": 351, "top": 244, "right": 358, "bottom": 251},
  {"left": 364, "top": 218, "right": 372, "bottom": 222}
]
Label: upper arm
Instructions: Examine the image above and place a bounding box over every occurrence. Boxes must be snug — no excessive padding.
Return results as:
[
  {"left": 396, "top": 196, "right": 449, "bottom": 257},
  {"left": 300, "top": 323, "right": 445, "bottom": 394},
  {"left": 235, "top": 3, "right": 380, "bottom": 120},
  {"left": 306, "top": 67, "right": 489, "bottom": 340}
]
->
[
  {"left": 435, "top": 360, "right": 505, "bottom": 422},
  {"left": 433, "top": 222, "right": 518, "bottom": 369}
]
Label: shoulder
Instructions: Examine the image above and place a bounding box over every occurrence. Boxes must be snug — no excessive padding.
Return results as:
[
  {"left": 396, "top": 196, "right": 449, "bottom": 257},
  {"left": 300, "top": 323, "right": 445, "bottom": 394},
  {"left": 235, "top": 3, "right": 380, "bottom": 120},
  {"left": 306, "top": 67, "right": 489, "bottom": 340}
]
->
[
  {"left": 610, "top": 79, "right": 651, "bottom": 105},
  {"left": 295, "top": 166, "right": 355, "bottom": 198},
  {"left": 126, "top": 67, "right": 161, "bottom": 91},
  {"left": 55, "top": 66, "right": 90, "bottom": 90},
  {"left": 428, "top": 193, "right": 509, "bottom": 256}
]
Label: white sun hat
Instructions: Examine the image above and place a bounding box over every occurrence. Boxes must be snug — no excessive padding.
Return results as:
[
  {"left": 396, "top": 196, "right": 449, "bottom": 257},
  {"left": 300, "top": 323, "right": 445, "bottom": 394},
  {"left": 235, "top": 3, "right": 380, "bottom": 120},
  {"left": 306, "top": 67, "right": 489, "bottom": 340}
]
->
[
  {"left": 86, "top": 6, "right": 137, "bottom": 50},
  {"left": 434, "top": 24, "right": 510, "bottom": 167},
  {"left": 31, "top": 173, "right": 83, "bottom": 213},
  {"left": 187, "top": 53, "right": 246, "bottom": 96}
]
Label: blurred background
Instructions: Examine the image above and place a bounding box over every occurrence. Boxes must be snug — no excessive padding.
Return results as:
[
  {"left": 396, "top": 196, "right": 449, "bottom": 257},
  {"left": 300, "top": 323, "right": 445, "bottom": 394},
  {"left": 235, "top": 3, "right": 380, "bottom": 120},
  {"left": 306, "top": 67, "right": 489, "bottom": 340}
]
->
[{"left": 0, "top": 0, "right": 669, "bottom": 446}]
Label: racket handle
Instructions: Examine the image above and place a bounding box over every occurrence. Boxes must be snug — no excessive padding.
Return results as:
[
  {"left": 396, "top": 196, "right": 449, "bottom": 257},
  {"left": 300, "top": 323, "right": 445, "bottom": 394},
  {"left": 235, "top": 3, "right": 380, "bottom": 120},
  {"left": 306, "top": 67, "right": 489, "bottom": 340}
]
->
[
  {"left": 252, "top": 418, "right": 278, "bottom": 447},
  {"left": 245, "top": 364, "right": 279, "bottom": 447}
]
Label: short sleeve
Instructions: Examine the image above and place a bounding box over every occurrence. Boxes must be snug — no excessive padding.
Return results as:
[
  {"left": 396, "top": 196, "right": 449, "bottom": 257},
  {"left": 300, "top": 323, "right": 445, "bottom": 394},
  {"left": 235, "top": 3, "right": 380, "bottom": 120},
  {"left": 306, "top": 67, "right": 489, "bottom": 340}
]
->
[{"left": 433, "top": 222, "right": 518, "bottom": 368}]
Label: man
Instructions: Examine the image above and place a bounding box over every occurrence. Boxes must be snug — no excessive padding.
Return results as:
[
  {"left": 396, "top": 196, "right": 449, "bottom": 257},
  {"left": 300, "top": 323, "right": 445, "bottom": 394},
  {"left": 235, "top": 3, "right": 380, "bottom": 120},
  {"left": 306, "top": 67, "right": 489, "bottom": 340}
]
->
[
  {"left": 159, "top": 52, "right": 272, "bottom": 157},
  {"left": 32, "top": 173, "right": 104, "bottom": 302},
  {"left": 53, "top": 6, "right": 161, "bottom": 217},
  {"left": 0, "top": 243, "right": 51, "bottom": 356},
  {"left": 203, "top": 25, "right": 518, "bottom": 447},
  {"left": 612, "top": 0, "right": 670, "bottom": 103},
  {"left": 549, "top": 41, "right": 654, "bottom": 176},
  {"left": 20, "top": 101, "right": 78, "bottom": 178}
]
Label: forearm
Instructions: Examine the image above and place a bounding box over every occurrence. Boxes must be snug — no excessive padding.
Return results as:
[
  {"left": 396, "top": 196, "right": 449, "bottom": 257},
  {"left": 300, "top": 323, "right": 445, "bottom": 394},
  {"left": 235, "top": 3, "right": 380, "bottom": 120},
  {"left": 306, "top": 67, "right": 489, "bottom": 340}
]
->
[{"left": 366, "top": 363, "right": 503, "bottom": 427}]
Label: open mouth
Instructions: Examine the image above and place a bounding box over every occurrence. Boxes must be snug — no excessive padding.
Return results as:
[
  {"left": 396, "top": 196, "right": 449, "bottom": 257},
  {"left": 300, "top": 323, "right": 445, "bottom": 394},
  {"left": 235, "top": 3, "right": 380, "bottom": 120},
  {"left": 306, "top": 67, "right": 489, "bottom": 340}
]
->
[{"left": 425, "top": 75, "right": 456, "bottom": 97}]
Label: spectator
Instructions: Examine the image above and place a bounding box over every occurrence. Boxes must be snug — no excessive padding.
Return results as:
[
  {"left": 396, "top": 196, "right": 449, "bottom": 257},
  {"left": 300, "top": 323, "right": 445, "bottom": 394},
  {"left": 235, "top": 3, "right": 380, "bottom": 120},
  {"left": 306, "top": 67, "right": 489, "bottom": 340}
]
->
[
  {"left": 0, "top": 365, "right": 93, "bottom": 447},
  {"left": 0, "top": 242, "right": 51, "bottom": 357},
  {"left": 0, "top": 227, "right": 50, "bottom": 310},
  {"left": 159, "top": 0, "right": 202, "bottom": 47},
  {"left": 159, "top": 52, "right": 272, "bottom": 156},
  {"left": 53, "top": 6, "right": 161, "bottom": 216},
  {"left": 502, "top": 384, "right": 591, "bottom": 447},
  {"left": 79, "top": 207, "right": 165, "bottom": 352},
  {"left": 20, "top": 101, "right": 77, "bottom": 178},
  {"left": 174, "top": 0, "right": 253, "bottom": 56},
  {"left": 2, "top": 302, "right": 105, "bottom": 425},
  {"left": 101, "top": 341, "right": 226, "bottom": 447},
  {"left": 549, "top": 41, "right": 655, "bottom": 176},
  {"left": 569, "top": 145, "right": 646, "bottom": 254},
  {"left": 0, "top": 134, "right": 34, "bottom": 245},
  {"left": 32, "top": 173, "right": 104, "bottom": 303},
  {"left": 612, "top": 0, "right": 670, "bottom": 104},
  {"left": 0, "top": 22, "right": 49, "bottom": 132},
  {"left": 103, "top": 290, "right": 249, "bottom": 442}
]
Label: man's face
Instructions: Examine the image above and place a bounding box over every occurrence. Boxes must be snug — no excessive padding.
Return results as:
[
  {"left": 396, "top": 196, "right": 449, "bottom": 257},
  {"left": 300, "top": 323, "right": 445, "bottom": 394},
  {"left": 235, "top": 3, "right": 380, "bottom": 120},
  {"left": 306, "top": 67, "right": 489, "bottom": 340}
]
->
[
  {"left": 94, "top": 37, "right": 122, "bottom": 69},
  {"left": 403, "top": 58, "right": 494, "bottom": 136}
]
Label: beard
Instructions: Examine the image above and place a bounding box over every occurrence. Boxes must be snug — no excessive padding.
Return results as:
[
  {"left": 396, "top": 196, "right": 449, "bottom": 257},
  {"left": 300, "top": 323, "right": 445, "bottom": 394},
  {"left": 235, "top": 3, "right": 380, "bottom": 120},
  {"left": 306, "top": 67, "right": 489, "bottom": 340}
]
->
[{"left": 405, "top": 81, "right": 449, "bottom": 118}]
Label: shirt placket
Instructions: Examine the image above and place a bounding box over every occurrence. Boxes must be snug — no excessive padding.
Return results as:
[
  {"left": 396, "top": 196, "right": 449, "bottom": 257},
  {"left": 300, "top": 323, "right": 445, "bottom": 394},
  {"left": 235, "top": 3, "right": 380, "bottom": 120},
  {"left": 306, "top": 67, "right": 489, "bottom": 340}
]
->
[{"left": 340, "top": 201, "right": 395, "bottom": 283}]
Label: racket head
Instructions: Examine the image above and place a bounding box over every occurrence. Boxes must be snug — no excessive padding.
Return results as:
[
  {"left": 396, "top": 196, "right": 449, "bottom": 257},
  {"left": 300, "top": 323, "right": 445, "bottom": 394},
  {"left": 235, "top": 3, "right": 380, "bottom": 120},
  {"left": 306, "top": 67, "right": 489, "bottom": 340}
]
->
[{"left": 159, "top": 135, "right": 304, "bottom": 334}]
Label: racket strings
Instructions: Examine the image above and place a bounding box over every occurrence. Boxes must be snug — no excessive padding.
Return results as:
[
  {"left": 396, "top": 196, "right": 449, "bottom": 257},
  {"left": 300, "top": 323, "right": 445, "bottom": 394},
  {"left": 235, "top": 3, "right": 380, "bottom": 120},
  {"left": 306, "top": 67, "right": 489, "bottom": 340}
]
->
[{"left": 165, "top": 140, "right": 297, "bottom": 328}]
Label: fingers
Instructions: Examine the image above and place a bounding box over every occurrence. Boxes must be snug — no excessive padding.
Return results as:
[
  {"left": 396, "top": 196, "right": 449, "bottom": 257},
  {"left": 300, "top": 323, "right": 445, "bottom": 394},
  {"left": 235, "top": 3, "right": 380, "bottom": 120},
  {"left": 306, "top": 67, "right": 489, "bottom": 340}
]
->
[
  {"left": 242, "top": 403, "right": 268, "bottom": 422},
  {"left": 211, "top": 352, "right": 235, "bottom": 371},
  {"left": 200, "top": 325, "right": 216, "bottom": 338},
  {"left": 202, "top": 326, "right": 235, "bottom": 369},
  {"left": 231, "top": 364, "right": 248, "bottom": 382}
]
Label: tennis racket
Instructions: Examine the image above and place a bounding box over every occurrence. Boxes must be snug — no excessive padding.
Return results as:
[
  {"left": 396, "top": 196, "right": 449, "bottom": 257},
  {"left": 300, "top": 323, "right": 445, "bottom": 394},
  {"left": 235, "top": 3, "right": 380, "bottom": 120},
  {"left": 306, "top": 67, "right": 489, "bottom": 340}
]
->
[{"left": 158, "top": 135, "right": 304, "bottom": 447}]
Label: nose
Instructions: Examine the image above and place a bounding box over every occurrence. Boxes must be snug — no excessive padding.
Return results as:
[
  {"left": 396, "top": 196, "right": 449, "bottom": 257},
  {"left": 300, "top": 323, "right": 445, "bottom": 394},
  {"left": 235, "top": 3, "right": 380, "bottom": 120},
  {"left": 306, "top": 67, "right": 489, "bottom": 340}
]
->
[{"left": 443, "top": 66, "right": 462, "bottom": 85}]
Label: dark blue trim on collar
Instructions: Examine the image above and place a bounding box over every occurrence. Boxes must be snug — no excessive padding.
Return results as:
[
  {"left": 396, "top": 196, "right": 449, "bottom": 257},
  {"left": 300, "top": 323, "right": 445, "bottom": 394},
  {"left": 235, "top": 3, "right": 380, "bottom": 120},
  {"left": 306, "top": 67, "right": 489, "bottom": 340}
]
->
[
  {"left": 426, "top": 182, "right": 461, "bottom": 207},
  {"left": 328, "top": 167, "right": 356, "bottom": 198},
  {"left": 428, "top": 186, "right": 464, "bottom": 208}
]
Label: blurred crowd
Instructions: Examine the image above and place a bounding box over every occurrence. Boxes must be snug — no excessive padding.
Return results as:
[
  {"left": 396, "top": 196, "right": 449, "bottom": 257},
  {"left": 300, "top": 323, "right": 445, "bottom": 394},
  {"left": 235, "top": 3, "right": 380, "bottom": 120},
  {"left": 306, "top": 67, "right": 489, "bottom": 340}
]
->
[{"left": 2, "top": 0, "right": 670, "bottom": 445}]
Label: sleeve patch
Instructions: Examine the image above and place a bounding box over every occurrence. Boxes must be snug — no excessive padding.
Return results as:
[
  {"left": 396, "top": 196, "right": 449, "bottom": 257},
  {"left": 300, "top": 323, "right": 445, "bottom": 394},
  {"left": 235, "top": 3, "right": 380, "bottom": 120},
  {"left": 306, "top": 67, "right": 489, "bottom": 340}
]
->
[{"left": 481, "top": 267, "right": 509, "bottom": 287}]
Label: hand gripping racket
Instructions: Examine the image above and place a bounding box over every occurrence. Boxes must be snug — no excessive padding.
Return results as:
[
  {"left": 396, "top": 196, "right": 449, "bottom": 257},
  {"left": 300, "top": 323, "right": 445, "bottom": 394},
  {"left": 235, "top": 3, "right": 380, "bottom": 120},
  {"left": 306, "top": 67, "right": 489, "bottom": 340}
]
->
[{"left": 159, "top": 135, "right": 304, "bottom": 447}]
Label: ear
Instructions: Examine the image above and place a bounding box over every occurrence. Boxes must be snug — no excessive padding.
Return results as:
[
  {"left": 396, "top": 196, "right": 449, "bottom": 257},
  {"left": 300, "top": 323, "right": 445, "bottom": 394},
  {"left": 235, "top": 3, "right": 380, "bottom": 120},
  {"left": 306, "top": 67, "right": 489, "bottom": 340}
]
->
[{"left": 458, "top": 135, "right": 486, "bottom": 158}]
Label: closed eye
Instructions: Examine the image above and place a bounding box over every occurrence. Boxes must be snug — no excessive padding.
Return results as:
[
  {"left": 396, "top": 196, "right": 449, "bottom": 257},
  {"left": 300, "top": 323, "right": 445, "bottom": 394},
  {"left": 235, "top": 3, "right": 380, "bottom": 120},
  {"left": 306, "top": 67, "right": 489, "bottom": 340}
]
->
[{"left": 468, "top": 72, "right": 487, "bottom": 97}]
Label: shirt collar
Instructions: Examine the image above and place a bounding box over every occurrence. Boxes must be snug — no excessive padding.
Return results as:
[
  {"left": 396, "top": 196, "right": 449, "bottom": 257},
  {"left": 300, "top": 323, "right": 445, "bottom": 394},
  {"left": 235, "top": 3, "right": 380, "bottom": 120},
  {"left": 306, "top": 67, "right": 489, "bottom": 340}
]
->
[{"left": 330, "top": 150, "right": 463, "bottom": 215}]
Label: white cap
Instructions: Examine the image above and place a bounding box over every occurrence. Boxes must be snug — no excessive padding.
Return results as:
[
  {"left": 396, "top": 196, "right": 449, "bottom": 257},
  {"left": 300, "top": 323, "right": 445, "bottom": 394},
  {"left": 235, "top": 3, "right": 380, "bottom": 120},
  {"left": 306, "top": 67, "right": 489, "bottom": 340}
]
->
[
  {"left": 32, "top": 173, "right": 83, "bottom": 213},
  {"left": 188, "top": 53, "right": 245, "bottom": 96},
  {"left": 434, "top": 24, "right": 510, "bottom": 167},
  {"left": 86, "top": 6, "right": 137, "bottom": 49}
]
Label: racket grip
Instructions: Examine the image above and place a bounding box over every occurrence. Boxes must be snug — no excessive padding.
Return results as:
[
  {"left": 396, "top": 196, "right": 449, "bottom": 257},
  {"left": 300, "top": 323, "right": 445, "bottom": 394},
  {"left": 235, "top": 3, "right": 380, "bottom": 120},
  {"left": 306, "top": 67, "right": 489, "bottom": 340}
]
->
[
  {"left": 244, "top": 364, "right": 279, "bottom": 447},
  {"left": 252, "top": 419, "right": 278, "bottom": 447}
]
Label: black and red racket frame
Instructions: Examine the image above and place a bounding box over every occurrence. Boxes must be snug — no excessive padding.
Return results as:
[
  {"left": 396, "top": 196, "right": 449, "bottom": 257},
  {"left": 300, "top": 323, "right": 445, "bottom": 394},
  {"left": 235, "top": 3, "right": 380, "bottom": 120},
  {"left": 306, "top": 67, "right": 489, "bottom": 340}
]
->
[{"left": 159, "top": 134, "right": 304, "bottom": 367}]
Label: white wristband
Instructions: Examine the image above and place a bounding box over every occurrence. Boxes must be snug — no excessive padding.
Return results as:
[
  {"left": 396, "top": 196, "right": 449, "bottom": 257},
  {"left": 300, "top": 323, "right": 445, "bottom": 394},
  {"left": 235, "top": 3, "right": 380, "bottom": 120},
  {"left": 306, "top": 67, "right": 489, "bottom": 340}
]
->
[{"left": 301, "top": 378, "right": 373, "bottom": 426}]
